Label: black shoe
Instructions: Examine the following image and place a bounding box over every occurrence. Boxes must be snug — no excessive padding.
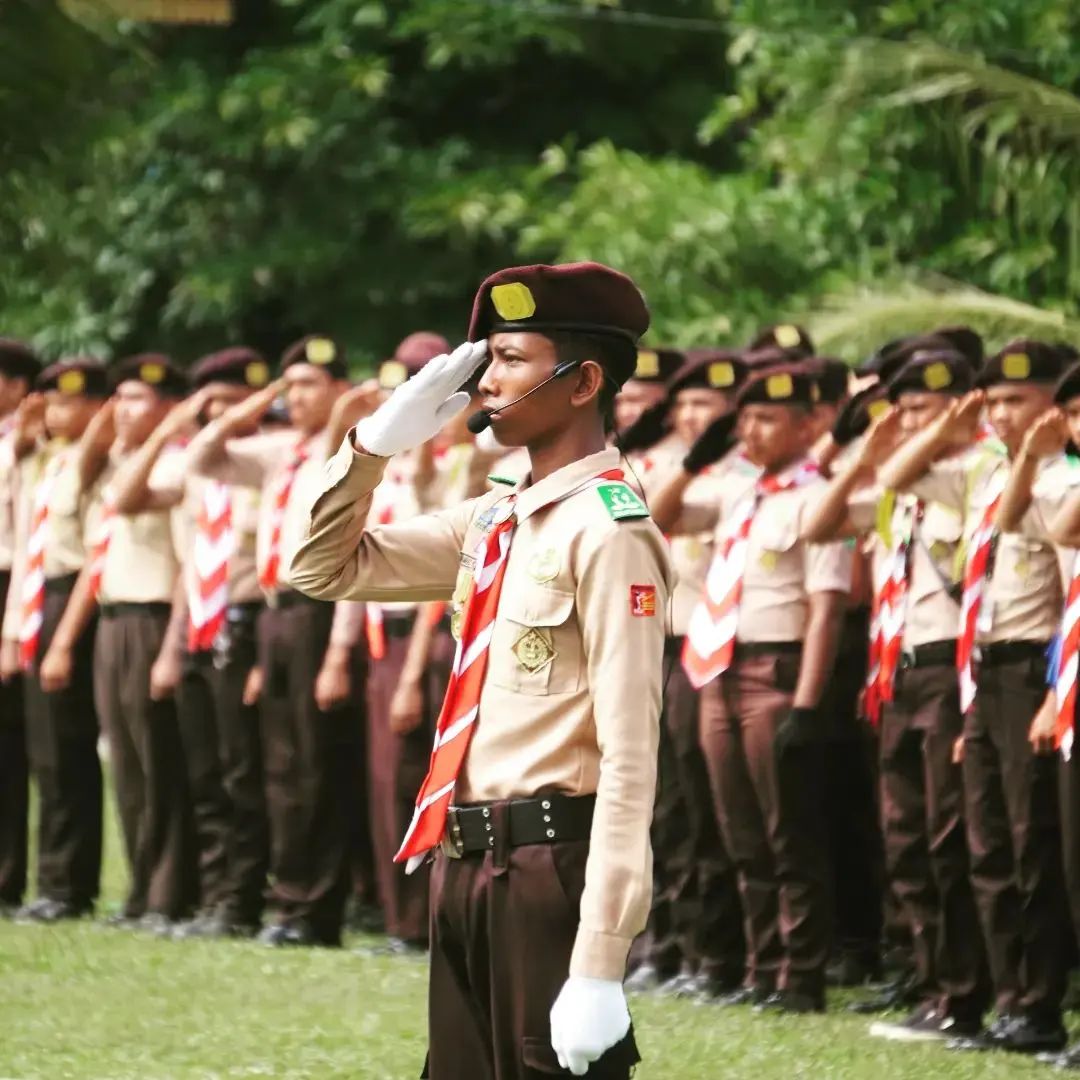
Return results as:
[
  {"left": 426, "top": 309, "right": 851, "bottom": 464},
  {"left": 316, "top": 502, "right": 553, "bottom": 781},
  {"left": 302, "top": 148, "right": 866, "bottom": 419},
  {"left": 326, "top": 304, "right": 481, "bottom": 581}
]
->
[
  {"left": 172, "top": 913, "right": 258, "bottom": 940},
  {"left": 624, "top": 962, "right": 668, "bottom": 994},
  {"left": 101, "top": 910, "right": 142, "bottom": 929},
  {"left": 948, "top": 1013, "right": 1067, "bottom": 1055},
  {"left": 135, "top": 913, "right": 176, "bottom": 937},
  {"left": 827, "top": 951, "right": 883, "bottom": 988},
  {"left": 709, "top": 985, "right": 772, "bottom": 1008},
  {"left": 257, "top": 921, "right": 329, "bottom": 948},
  {"left": 847, "top": 978, "right": 924, "bottom": 1015},
  {"left": 753, "top": 990, "right": 825, "bottom": 1015},
  {"left": 33, "top": 899, "right": 93, "bottom": 923},
  {"left": 870, "top": 1000, "right": 981, "bottom": 1042},
  {"left": 14, "top": 897, "right": 53, "bottom": 922},
  {"left": 355, "top": 935, "right": 427, "bottom": 957}
]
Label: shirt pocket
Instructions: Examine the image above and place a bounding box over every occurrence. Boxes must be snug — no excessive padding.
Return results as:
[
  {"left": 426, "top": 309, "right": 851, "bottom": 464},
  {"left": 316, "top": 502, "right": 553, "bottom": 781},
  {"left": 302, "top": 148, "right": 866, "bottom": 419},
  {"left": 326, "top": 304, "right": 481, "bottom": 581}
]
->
[
  {"left": 746, "top": 521, "right": 800, "bottom": 584},
  {"left": 488, "top": 587, "right": 582, "bottom": 696},
  {"left": 994, "top": 534, "right": 1049, "bottom": 589},
  {"left": 919, "top": 503, "right": 963, "bottom": 581}
]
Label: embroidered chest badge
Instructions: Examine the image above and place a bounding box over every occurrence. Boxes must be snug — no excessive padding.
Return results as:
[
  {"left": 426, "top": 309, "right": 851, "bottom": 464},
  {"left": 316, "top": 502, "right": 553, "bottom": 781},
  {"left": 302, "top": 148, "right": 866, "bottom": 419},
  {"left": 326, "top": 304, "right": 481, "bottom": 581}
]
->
[
  {"left": 512, "top": 628, "right": 556, "bottom": 674},
  {"left": 528, "top": 547, "right": 560, "bottom": 584}
]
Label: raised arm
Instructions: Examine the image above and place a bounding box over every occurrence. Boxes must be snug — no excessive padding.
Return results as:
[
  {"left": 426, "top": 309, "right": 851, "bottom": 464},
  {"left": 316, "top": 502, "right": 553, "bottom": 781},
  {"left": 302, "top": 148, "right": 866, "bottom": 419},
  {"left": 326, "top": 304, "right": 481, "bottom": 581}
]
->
[{"left": 996, "top": 408, "right": 1067, "bottom": 533}]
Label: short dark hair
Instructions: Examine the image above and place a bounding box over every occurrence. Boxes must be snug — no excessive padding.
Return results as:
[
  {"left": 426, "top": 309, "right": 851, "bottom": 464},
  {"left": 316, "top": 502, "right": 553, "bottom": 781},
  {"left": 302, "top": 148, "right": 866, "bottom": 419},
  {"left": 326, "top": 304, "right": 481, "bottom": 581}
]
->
[{"left": 547, "top": 331, "right": 626, "bottom": 430}]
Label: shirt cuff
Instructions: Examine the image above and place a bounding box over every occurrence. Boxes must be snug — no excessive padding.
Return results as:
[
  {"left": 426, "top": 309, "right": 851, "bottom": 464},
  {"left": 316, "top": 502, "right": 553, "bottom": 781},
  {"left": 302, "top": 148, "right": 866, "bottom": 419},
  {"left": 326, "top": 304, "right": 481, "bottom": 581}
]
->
[{"left": 569, "top": 928, "right": 632, "bottom": 981}]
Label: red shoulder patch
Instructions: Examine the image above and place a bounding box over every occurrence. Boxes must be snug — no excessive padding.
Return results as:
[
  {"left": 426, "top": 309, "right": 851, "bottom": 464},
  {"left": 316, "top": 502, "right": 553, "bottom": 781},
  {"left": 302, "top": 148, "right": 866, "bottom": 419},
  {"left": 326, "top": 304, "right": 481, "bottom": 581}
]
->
[{"left": 629, "top": 585, "right": 657, "bottom": 617}]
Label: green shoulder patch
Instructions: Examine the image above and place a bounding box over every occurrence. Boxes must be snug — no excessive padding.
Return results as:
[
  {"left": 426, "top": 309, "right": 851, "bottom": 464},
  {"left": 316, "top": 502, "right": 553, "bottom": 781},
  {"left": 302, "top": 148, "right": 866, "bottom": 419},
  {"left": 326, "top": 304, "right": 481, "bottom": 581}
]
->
[
  {"left": 597, "top": 482, "right": 649, "bottom": 521},
  {"left": 487, "top": 475, "right": 517, "bottom": 487}
]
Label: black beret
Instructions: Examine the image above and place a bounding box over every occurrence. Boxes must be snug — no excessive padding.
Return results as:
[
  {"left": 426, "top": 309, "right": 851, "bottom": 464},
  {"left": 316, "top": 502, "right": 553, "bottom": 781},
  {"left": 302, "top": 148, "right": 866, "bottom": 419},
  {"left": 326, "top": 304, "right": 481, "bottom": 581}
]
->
[
  {"left": 110, "top": 353, "right": 188, "bottom": 398},
  {"left": 832, "top": 384, "right": 891, "bottom": 447},
  {"left": 668, "top": 350, "right": 747, "bottom": 395},
  {"left": 736, "top": 365, "right": 818, "bottom": 410},
  {"left": 799, "top": 357, "right": 850, "bottom": 404},
  {"left": 1053, "top": 360, "right": 1080, "bottom": 404},
  {"left": 748, "top": 323, "right": 814, "bottom": 359},
  {"left": 931, "top": 326, "right": 984, "bottom": 370},
  {"left": 887, "top": 349, "right": 975, "bottom": 401},
  {"left": 857, "top": 333, "right": 955, "bottom": 382},
  {"left": 977, "top": 339, "right": 1066, "bottom": 389},
  {"left": 37, "top": 357, "right": 109, "bottom": 398},
  {"left": 0, "top": 339, "right": 40, "bottom": 382},
  {"left": 280, "top": 334, "right": 348, "bottom": 380},
  {"left": 191, "top": 347, "right": 271, "bottom": 390}
]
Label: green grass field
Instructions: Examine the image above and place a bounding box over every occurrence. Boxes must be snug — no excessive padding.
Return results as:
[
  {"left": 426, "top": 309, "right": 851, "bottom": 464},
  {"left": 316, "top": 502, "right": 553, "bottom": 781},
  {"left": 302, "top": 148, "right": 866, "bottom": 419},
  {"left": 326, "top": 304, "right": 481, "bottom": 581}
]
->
[{"left": 0, "top": 788, "right": 1060, "bottom": 1079}]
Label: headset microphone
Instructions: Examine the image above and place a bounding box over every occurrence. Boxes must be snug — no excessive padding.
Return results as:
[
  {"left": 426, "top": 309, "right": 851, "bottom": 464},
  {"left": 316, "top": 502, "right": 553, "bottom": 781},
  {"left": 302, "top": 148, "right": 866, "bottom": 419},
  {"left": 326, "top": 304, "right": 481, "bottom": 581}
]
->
[{"left": 466, "top": 359, "right": 582, "bottom": 436}]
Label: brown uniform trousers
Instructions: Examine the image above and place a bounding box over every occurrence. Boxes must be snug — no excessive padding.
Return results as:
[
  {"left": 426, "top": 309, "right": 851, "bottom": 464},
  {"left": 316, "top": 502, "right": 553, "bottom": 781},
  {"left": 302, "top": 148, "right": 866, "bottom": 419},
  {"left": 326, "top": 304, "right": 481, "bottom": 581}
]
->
[
  {"left": 880, "top": 656, "right": 989, "bottom": 1019},
  {"left": 24, "top": 574, "right": 102, "bottom": 908},
  {"left": 645, "top": 636, "right": 744, "bottom": 983},
  {"left": 258, "top": 594, "right": 366, "bottom": 944},
  {"left": 424, "top": 840, "right": 639, "bottom": 1080},
  {"left": 176, "top": 602, "right": 267, "bottom": 926},
  {"left": 95, "top": 605, "right": 198, "bottom": 919},
  {"left": 964, "top": 648, "right": 1070, "bottom": 1021},
  {"left": 365, "top": 612, "right": 453, "bottom": 944},
  {"left": 699, "top": 647, "right": 830, "bottom": 999},
  {"left": 0, "top": 568, "right": 28, "bottom": 906}
]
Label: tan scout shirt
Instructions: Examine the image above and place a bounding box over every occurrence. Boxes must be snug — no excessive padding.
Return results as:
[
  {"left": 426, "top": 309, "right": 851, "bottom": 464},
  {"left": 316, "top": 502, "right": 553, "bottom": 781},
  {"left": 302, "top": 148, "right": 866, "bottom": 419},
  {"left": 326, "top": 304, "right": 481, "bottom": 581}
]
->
[
  {"left": 849, "top": 488, "right": 964, "bottom": 649},
  {"left": 290, "top": 443, "right": 673, "bottom": 982},
  {"left": 98, "top": 449, "right": 186, "bottom": 605},
  {"left": 0, "top": 427, "right": 16, "bottom": 572},
  {"left": 1003, "top": 454, "right": 1080, "bottom": 591},
  {"left": 910, "top": 447, "right": 1062, "bottom": 644}
]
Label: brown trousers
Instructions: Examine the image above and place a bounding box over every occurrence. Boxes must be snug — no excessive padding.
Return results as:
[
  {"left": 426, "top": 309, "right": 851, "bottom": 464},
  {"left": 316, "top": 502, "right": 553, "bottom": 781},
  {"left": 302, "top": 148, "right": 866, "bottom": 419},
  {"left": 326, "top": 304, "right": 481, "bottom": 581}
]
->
[
  {"left": 258, "top": 598, "right": 366, "bottom": 943},
  {"left": 366, "top": 616, "right": 453, "bottom": 943},
  {"left": 963, "top": 655, "right": 1069, "bottom": 1019},
  {"left": 95, "top": 606, "right": 198, "bottom": 919},
  {"left": 425, "top": 842, "right": 640, "bottom": 1080},
  {"left": 880, "top": 661, "right": 988, "bottom": 1018},
  {"left": 646, "top": 638, "right": 744, "bottom": 981},
  {"left": 699, "top": 651, "right": 830, "bottom": 997},
  {"left": 24, "top": 576, "right": 102, "bottom": 906},
  {"left": 176, "top": 604, "right": 267, "bottom": 925},
  {"left": 0, "top": 568, "right": 28, "bottom": 906}
]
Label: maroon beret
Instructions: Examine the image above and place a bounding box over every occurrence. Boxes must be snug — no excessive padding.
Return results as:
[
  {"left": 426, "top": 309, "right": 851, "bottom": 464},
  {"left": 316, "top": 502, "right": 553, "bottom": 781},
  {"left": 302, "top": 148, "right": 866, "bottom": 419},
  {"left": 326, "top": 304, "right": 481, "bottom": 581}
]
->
[
  {"left": 37, "top": 357, "right": 109, "bottom": 398},
  {"left": 627, "top": 347, "right": 684, "bottom": 385},
  {"left": 798, "top": 357, "right": 850, "bottom": 404},
  {"left": 110, "top": 353, "right": 188, "bottom": 398},
  {"left": 743, "top": 345, "right": 795, "bottom": 370},
  {"left": 191, "top": 347, "right": 271, "bottom": 390},
  {"left": 858, "top": 333, "right": 954, "bottom": 381},
  {"left": 280, "top": 334, "right": 347, "bottom": 379},
  {"left": 467, "top": 262, "right": 650, "bottom": 386},
  {"left": 748, "top": 323, "right": 814, "bottom": 359},
  {"left": 887, "top": 349, "right": 974, "bottom": 401},
  {"left": 378, "top": 331, "right": 451, "bottom": 390},
  {"left": 978, "top": 339, "right": 1065, "bottom": 389},
  {"left": 0, "top": 338, "right": 40, "bottom": 382},
  {"left": 736, "top": 365, "right": 818, "bottom": 411},
  {"left": 668, "top": 350, "right": 747, "bottom": 395}
]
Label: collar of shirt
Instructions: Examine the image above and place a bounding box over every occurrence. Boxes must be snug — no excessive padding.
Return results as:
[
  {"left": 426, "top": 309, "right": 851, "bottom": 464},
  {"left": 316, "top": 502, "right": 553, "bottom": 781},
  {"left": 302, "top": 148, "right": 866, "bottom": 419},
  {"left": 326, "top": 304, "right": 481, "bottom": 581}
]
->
[{"left": 511, "top": 446, "right": 622, "bottom": 522}]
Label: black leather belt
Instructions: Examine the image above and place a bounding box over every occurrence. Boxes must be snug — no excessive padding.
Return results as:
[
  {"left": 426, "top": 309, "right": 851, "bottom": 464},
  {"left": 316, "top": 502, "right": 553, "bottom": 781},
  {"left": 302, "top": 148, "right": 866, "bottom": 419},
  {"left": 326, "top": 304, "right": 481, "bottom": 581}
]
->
[
  {"left": 441, "top": 794, "right": 595, "bottom": 859},
  {"left": 99, "top": 601, "right": 172, "bottom": 618},
  {"left": 267, "top": 589, "right": 325, "bottom": 611},
  {"left": 975, "top": 640, "right": 1048, "bottom": 667},
  {"left": 44, "top": 573, "right": 79, "bottom": 595},
  {"left": 733, "top": 641, "right": 802, "bottom": 659},
  {"left": 899, "top": 640, "right": 957, "bottom": 670}
]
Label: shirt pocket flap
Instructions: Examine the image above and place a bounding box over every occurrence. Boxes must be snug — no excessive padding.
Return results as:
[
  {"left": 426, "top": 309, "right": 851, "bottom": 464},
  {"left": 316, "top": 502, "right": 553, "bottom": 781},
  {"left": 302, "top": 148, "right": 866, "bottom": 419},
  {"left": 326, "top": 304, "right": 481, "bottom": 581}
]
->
[
  {"left": 501, "top": 587, "right": 575, "bottom": 628},
  {"left": 921, "top": 503, "right": 963, "bottom": 544},
  {"left": 753, "top": 523, "right": 799, "bottom": 554}
]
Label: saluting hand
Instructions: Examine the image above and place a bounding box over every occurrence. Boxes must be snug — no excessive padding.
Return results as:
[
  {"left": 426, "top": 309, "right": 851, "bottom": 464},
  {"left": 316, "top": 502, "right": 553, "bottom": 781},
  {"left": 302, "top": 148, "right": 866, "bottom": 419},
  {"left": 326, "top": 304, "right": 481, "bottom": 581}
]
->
[
  {"left": 682, "top": 410, "right": 738, "bottom": 475},
  {"left": 12, "top": 393, "right": 46, "bottom": 458},
  {"left": 154, "top": 387, "right": 213, "bottom": 443},
  {"left": 219, "top": 377, "right": 286, "bottom": 436},
  {"left": 855, "top": 406, "right": 902, "bottom": 471},
  {"left": 82, "top": 399, "right": 116, "bottom": 456},
  {"left": 1021, "top": 407, "right": 1068, "bottom": 461},
  {"left": 931, "top": 390, "right": 984, "bottom": 450}
]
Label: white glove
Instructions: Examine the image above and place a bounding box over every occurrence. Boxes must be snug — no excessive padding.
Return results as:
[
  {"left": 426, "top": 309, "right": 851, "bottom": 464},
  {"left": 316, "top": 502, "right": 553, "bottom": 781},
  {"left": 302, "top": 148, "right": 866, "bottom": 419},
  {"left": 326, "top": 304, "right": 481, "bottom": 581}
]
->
[
  {"left": 550, "top": 976, "right": 631, "bottom": 1076},
  {"left": 354, "top": 340, "right": 488, "bottom": 457}
]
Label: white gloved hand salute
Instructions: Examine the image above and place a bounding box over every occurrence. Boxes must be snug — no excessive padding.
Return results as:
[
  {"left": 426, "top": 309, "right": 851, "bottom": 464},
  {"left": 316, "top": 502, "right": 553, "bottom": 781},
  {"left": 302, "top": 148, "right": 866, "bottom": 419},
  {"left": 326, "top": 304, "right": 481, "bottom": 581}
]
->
[
  {"left": 354, "top": 340, "right": 488, "bottom": 458},
  {"left": 550, "top": 976, "right": 631, "bottom": 1076}
]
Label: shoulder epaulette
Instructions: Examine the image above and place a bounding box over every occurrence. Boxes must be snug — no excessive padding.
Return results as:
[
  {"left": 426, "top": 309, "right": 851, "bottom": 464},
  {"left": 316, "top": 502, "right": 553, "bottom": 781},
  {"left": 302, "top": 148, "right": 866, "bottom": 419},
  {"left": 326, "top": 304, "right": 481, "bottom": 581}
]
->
[
  {"left": 487, "top": 474, "right": 517, "bottom": 487},
  {"left": 596, "top": 481, "right": 650, "bottom": 521}
]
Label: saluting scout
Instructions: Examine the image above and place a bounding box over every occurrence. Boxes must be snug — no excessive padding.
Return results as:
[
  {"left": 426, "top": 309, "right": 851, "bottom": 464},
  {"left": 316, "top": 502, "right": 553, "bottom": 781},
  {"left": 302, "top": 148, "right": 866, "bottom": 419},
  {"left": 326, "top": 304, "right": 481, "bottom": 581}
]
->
[{"left": 290, "top": 262, "right": 672, "bottom": 1080}]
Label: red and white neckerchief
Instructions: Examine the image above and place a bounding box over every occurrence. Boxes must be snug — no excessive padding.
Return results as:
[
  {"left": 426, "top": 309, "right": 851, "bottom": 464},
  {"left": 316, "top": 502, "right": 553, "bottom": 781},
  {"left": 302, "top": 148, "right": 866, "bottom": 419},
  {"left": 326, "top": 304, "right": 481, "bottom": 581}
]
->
[
  {"left": 187, "top": 480, "right": 234, "bottom": 652},
  {"left": 864, "top": 496, "right": 919, "bottom": 725},
  {"left": 1055, "top": 551, "right": 1080, "bottom": 760},
  {"left": 395, "top": 466, "right": 625, "bottom": 871},
  {"left": 682, "top": 459, "right": 820, "bottom": 690},
  {"left": 956, "top": 468, "right": 1008, "bottom": 713},
  {"left": 18, "top": 451, "right": 65, "bottom": 669},
  {"left": 258, "top": 438, "right": 309, "bottom": 591},
  {"left": 87, "top": 488, "right": 117, "bottom": 601}
]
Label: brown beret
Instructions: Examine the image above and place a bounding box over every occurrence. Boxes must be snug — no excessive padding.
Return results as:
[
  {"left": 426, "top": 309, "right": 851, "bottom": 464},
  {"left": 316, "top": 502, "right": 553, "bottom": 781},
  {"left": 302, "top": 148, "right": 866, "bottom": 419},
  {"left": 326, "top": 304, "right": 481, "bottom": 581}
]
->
[
  {"left": 747, "top": 323, "right": 814, "bottom": 359},
  {"left": 191, "top": 347, "right": 271, "bottom": 390},
  {"left": 0, "top": 339, "right": 40, "bottom": 382},
  {"left": 280, "top": 334, "right": 347, "bottom": 379},
  {"left": 378, "top": 331, "right": 451, "bottom": 390},
  {"left": 931, "top": 326, "right": 983, "bottom": 370},
  {"left": 37, "top": 357, "right": 109, "bottom": 398},
  {"left": 110, "top": 353, "right": 188, "bottom": 398},
  {"left": 798, "top": 357, "right": 850, "bottom": 404},
  {"left": 887, "top": 349, "right": 974, "bottom": 401},
  {"left": 978, "top": 339, "right": 1065, "bottom": 389},
  {"left": 857, "top": 333, "right": 956, "bottom": 382},
  {"left": 467, "top": 261, "right": 650, "bottom": 386},
  {"left": 736, "top": 365, "right": 818, "bottom": 410},
  {"left": 668, "top": 350, "right": 747, "bottom": 395},
  {"left": 628, "top": 347, "right": 685, "bottom": 385}
]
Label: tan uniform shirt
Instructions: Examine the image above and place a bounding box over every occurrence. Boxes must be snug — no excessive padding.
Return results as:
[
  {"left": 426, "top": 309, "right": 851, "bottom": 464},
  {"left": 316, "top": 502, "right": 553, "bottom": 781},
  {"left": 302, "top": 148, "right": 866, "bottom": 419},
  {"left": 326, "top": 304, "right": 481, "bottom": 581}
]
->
[
  {"left": 849, "top": 488, "right": 964, "bottom": 649},
  {"left": 1005, "top": 454, "right": 1080, "bottom": 591},
  {"left": 910, "top": 447, "right": 1063, "bottom": 644},
  {"left": 290, "top": 444, "right": 673, "bottom": 982},
  {"left": 0, "top": 425, "right": 16, "bottom": 572}
]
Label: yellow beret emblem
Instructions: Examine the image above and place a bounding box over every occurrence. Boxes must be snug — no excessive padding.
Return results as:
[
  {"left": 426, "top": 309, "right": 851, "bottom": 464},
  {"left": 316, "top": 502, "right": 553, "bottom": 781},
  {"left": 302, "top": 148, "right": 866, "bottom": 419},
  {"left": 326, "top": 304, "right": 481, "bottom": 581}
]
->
[
  {"left": 490, "top": 282, "right": 537, "bottom": 322},
  {"left": 56, "top": 370, "right": 86, "bottom": 395},
  {"left": 923, "top": 361, "right": 952, "bottom": 391},
  {"left": 244, "top": 360, "right": 270, "bottom": 388},
  {"left": 774, "top": 324, "right": 801, "bottom": 349},
  {"left": 765, "top": 372, "right": 794, "bottom": 400},
  {"left": 1001, "top": 352, "right": 1031, "bottom": 380},
  {"left": 708, "top": 361, "right": 735, "bottom": 388},
  {"left": 140, "top": 362, "right": 165, "bottom": 385},
  {"left": 867, "top": 399, "right": 890, "bottom": 421},
  {"left": 306, "top": 338, "right": 336, "bottom": 365},
  {"left": 379, "top": 360, "right": 408, "bottom": 389},
  {"left": 635, "top": 350, "right": 660, "bottom": 378}
]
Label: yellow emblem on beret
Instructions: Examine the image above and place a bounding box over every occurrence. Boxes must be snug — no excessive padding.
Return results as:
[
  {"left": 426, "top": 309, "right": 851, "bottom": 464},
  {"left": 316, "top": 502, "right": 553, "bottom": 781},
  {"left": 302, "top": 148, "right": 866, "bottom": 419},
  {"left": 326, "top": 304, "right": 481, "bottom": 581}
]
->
[
  {"left": 867, "top": 399, "right": 890, "bottom": 421},
  {"left": 774, "top": 324, "right": 801, "bottom": 349},
  {"left": 306, "top": 337, "right": 336, "bottom": 365},
  {"left": 765, "top": 372, "right": 793, "bottom": 400},
  {"left": 491, "top": 282, "right": 537, "bottom": 322},
  {"left": 708, "top": 362, "right": 735, "bottom": 388},
  {"left": 635, "top": 350, "right": 660, "bottom": 378},
  {"left": 56, "top": 370, "right": 85, "bottom": 395},
  {"left": 1002, "top": 352, "right": 1031, "bottom": 380},
  {"left": 923, "top": 361, "right": 952, "bottom": 391},
  {"left": 244, "top": 361, "right": 270, "bottom": 388},
  {"left": 379, "top": 360, "right": 408, "bottom": 389},
  {"left": 140, "top": 362, "right": 165, "bottom": 385}
]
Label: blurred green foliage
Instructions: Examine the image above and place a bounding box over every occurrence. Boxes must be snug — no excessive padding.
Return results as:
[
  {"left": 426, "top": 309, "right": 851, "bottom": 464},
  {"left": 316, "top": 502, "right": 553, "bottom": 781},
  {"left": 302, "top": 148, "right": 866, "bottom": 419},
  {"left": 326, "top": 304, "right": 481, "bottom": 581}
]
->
[{"left": 2, "top": 0, "right": 1080, "bottom": 370}]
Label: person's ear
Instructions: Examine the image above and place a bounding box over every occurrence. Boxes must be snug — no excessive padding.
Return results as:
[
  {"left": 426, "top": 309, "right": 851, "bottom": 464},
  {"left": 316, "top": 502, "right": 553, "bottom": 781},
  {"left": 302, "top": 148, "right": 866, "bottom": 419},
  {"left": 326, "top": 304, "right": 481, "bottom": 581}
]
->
[{"left": 569, "top": 359, "right": 605, "bottom": 408}]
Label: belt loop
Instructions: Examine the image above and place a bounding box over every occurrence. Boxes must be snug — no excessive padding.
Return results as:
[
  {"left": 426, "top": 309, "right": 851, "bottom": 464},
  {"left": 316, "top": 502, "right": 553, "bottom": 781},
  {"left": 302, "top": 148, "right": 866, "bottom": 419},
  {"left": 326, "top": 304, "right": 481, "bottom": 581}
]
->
[{"left": 491, "top": 801, "right": 510, "bottom": 877}]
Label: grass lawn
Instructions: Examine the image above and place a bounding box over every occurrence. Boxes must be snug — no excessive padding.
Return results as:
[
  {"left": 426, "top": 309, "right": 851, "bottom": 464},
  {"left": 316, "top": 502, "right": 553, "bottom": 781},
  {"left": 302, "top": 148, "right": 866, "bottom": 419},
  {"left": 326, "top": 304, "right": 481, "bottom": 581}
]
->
[{"left": 0, "top": 787, "right": 1058, "bottom": 1079}]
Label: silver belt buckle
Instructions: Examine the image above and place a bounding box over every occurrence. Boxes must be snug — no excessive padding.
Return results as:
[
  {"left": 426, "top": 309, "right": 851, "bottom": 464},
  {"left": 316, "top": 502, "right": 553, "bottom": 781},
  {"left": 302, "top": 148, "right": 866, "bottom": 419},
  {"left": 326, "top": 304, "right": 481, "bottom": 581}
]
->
[{"left": 440, "top": 809, "right": 464, "bottom": 859}]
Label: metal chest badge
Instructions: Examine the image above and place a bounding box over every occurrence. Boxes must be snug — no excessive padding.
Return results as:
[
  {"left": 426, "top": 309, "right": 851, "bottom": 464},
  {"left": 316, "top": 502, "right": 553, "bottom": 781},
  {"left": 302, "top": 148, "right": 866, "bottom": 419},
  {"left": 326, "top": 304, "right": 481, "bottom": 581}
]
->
[
  {"left": 475, "top": 500, "right": 515, "bottom": 534},
  {"left": 513, "top": 628, "right": 556, "bottom": 674}
]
